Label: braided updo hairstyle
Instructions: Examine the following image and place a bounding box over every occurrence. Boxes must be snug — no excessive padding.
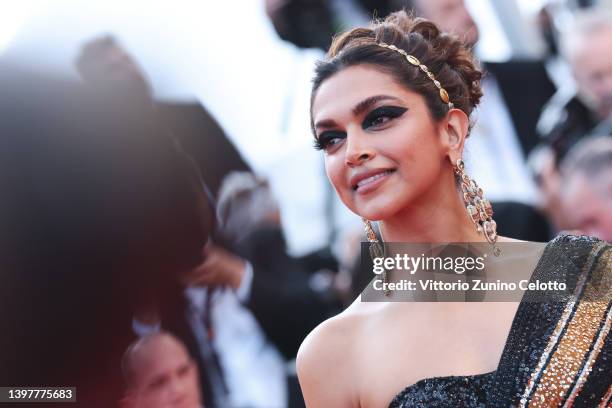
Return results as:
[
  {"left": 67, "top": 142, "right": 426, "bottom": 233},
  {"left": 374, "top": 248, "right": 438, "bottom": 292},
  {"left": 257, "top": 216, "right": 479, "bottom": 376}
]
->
[{"left": 311, "top": 10, "right": 483, "bottom": 133}]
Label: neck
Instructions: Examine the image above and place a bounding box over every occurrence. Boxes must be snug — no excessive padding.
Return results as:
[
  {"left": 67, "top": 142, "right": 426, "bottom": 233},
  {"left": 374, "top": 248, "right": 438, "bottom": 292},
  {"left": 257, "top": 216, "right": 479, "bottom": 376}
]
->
[{"left": 379, "top": 171, "right": 484, "bottom": 243}]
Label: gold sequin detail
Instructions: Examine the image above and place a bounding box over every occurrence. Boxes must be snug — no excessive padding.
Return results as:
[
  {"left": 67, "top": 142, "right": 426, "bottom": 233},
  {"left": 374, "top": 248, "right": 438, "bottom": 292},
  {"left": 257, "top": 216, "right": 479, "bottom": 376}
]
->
[
  {"left": 522, "top": 244, "right": 611, "bottom": 407},
  {"left": 565, "top": 248, "right": 612, "bottom": 407},
  {"left": 519, "top": 245, "right": 598, "bottom": 408},
  {"left": 519, "top": 296, "right": 579, "bottom": 407},
  {"left": 566, "top": 306, "right": 612, "bottom": 406}
]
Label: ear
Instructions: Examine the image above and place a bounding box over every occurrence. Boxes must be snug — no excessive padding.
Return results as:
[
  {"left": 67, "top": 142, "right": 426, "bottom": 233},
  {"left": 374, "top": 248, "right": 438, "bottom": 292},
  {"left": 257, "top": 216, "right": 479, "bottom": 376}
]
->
[{"left": 439, "top": 108, "right": 469, "bottom": 165}]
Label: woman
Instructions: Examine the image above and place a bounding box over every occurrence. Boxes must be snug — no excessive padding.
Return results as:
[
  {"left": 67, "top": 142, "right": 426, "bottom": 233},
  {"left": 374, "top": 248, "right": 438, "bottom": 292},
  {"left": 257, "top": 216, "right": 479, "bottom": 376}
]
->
[{"left": 296, "top": 11, "right": 611, "bottom": 408}]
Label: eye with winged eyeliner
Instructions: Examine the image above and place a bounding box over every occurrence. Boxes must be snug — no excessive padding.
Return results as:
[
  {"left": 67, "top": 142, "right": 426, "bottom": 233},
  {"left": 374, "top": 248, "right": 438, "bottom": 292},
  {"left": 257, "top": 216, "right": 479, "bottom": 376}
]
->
[
  {"left": 362, "top": 106, "right": 408, "bottom": 129},
  {"left": 313, "top": 105, "right": 408, "bottom": 151}
]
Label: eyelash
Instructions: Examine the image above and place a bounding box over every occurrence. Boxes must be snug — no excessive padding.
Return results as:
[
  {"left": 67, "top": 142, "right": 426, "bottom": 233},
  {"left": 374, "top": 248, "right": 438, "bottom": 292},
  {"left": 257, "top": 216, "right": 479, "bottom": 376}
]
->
[
  {"left": 313, "top": 131, "right": 345, "bottom": 151},
  {"left": 362, "top": 106, "right": 407, "bottom": 129},
  {"left": 314, "top": 106, "right": 407, "bottom": 151}
]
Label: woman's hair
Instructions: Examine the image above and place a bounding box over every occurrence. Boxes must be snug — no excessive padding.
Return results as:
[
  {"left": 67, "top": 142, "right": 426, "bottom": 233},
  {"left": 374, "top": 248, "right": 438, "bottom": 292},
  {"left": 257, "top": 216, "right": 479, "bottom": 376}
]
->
[{"left": 310, "top": 10, "right": 483, "bottom": 133}]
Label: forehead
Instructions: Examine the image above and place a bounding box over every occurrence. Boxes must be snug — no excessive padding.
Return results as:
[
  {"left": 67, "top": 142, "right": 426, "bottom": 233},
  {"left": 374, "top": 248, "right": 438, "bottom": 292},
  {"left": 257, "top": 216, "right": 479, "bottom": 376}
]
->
[
  {"left": 312, "top": 65, "right": 409, "bottom": 122},
  {"left": 132, "top": 337, "right": 189, "bottom": 381},
  {"left": 418, "top": 0, "right": 465, "bottom": 14},
  {"left": 564, "top": 173, "right": 602, "bottom": 209},
  {"left": 574, "top": 27, "right": 612, "bottom": 64},
  {"left": 565, "top": 179, "right": 608, "bottom": 218}
]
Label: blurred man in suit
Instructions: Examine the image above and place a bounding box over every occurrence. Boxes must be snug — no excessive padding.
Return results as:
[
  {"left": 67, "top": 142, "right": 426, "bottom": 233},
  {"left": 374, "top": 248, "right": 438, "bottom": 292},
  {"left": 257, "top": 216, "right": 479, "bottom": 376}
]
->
[
  {"left": 534, "top": 11, "right": 612, "bottom": 232},
  {"left": 538, "top": 10, "right": 612, "bottom": 165},
  {"left": 559, "top": 136, "right": 612, "bottom": 241},
  {"left": 213, "top": 172, "right": 341, "bottom": 360}
]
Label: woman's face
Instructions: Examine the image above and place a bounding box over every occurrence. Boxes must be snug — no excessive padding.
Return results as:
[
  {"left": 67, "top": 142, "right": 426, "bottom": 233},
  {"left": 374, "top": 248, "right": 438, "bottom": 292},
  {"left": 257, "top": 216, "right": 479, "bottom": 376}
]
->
[{"left": 311, "top": 64, "right": 451, "bottom": 221}]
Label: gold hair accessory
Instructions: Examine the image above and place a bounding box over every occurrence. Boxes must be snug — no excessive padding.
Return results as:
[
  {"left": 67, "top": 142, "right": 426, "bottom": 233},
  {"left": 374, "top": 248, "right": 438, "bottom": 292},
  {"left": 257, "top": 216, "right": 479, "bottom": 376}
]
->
[
  {"left": 453, "top": 159, "right": 501, "bottom": 256},
  {"left": 376, "top": 42, "right": 454, "bottom": 110}
]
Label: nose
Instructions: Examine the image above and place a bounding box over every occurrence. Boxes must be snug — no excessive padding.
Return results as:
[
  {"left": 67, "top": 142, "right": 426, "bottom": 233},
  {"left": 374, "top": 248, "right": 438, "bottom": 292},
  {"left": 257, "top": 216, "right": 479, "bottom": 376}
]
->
[{"left": 344, "top": 131, "right": 375, "bottom": 167}]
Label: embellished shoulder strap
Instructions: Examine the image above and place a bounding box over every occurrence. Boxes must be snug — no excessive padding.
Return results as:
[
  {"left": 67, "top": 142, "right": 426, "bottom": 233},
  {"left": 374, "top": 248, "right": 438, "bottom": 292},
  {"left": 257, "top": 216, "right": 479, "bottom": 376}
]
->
[{"left": 519, "top": 237, "right": 611, "bottom": 407}]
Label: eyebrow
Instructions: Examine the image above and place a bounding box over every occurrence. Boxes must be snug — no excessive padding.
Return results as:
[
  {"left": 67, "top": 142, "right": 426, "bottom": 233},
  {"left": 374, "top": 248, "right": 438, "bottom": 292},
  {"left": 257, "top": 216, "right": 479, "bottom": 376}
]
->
[
  {"left": 352, "top": 95, "right": 401, "bottom": 116},
  {"left": 314, "top": 94, "right": 402, "bottom": 131}
]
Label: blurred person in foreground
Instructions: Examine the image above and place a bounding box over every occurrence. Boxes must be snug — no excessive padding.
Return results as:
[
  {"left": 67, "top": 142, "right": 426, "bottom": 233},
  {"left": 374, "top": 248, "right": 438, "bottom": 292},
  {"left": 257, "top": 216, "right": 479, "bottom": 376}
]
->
[
  {"left": 77, "top": 35, "right": 238, "bottom": 407},
  {"left": 78, "top": 37, "right": 295, "bottom": 404},
  {"left": 0, "top": 65, "right": 211, "bottom": 408},
  {"left": 558, "top": 136, "right": 612, "bottom": 241},
  {"left": 75, "top": 35, "right": 251, "bottom": 197},
  {"left": 121, "top": 332, "right": 203, "bottom": 408}
]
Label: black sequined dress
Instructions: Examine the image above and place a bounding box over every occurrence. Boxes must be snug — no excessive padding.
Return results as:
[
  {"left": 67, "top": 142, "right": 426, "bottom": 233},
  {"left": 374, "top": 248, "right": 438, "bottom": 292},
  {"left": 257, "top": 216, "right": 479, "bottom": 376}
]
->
[{"left": 390, "top": 235, "right": 612, "bottom": 408}]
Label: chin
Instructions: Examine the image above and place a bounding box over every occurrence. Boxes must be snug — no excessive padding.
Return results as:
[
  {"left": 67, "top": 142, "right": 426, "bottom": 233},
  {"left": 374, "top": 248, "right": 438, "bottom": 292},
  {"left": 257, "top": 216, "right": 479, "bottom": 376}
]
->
[
  {"left": 350, "top": 195, "right": 408, "bottom": 222},
  {"left": 337, "top": 176, "right": 415, "bottom": 221}
]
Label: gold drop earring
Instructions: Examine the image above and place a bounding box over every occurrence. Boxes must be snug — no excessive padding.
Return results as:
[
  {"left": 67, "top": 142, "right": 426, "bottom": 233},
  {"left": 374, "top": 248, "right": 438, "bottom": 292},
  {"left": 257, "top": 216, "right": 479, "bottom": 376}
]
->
[
  {"left": 362, "top": 218, "right": 390, "bottom": 295},
  {"left": 453, "top": 159, "right": 501, "bottom": 256}
]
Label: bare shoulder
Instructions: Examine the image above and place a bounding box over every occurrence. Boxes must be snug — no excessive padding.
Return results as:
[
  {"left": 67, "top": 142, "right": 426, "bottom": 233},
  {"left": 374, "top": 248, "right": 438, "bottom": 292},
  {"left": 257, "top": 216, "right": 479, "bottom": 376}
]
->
[
  {"left": 298, "top": 296, "right": 372, "bottom": 361},
  {"left": 297, "top": 297, "right": 380, "bottom": 407},
  {"left": 497, "top": 235, "right": 526, "bottom": 243}
]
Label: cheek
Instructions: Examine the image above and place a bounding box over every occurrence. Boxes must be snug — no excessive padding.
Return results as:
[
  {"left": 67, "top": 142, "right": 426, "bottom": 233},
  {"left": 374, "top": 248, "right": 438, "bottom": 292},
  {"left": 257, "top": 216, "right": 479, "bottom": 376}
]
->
[
  {"left": 376, "top": 129, "right": 445, "bottom": 198},
  {"left": 140, "top": 391, "right": 160, "bottom": 406},
  {"left": 392, "top": 129, "right": 443, "bottom": 182},
  {"left": 324, "top": 154, "right": 353, "bottom": 204}
]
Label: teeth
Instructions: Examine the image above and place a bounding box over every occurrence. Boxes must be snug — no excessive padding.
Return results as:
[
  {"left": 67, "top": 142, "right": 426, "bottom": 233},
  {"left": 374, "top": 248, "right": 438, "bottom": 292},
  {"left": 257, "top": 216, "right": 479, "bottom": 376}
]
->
[{"left": 357, "top": 171, "right": 391, "bottom": 188}]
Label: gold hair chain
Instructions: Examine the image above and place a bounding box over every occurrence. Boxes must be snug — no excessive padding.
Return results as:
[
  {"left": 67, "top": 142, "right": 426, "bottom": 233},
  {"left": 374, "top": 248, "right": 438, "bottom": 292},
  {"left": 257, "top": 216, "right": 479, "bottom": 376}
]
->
[{"left": 376, "top": 42, "right": 454, "bottom": 110}]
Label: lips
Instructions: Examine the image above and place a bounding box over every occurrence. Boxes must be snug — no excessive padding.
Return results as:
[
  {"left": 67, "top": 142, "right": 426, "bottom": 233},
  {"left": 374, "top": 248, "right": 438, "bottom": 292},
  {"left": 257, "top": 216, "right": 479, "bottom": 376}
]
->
[{"left": 350, "top": 168, "right": 396, "bottom": 192}]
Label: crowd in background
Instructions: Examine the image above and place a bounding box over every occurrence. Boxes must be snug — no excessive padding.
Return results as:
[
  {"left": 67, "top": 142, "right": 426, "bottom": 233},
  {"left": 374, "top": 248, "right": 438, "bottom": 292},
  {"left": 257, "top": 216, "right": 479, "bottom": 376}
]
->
[{"left": 1, "top": 0, "right": 612, "bottom": 407}]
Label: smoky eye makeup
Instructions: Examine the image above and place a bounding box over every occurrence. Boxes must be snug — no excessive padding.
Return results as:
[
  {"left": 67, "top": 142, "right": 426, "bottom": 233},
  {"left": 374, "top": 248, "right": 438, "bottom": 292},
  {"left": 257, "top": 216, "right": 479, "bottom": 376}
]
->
[
  {"left": 312, "top": 105, "right": 407, "bottom": 151},
  {"left": 362, "top": 106, "right": 408, "bottom": 129},
  {"left": 313, "top": 130, "right": 346, "bottom": 151}
]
